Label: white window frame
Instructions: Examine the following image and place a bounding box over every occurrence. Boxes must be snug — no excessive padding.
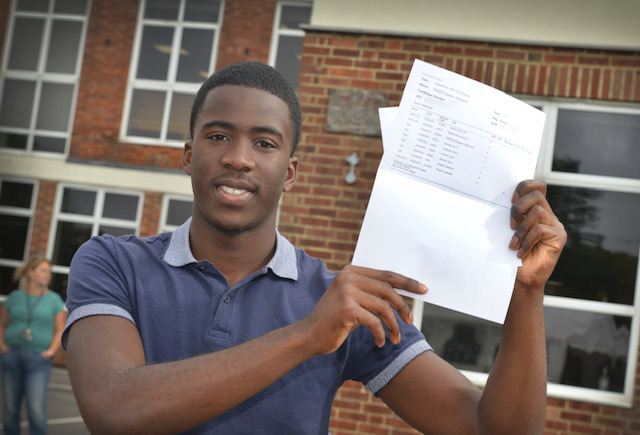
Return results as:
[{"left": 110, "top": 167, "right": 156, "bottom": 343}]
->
[
  {"left": 411, "top": 98, "right": 640, "bottom": 407},
  {"left": 268, "top": 1, "right": 312, "bottom": 83},
  {"left": 0, "top": 0, "right": 90, "bottom": 156},
  {"left": 121, "top": 0, "right": 224, "bottom": 147},
  {"left": 0, "top": 177, "right": 38, "bottom": 269},
  {"left": 159, "top": 193, "right": 193, "bottom": 233},
  {"left": 48, "top": 184, "right": 144, "bottom": 278}
]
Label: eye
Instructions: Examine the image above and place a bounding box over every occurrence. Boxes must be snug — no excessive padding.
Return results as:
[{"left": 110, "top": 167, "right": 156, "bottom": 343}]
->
[
  {"left": 207, "top": 133, "right": 228, "bottom": 142},
  {"left": 256, "top": 139, "right": 276, "bottom": 149}
]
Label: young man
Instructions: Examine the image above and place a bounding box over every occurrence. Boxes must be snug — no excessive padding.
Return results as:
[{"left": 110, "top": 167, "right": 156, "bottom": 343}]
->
[{"left": 63, "top": 61, "right": 566, "bottom": 434}]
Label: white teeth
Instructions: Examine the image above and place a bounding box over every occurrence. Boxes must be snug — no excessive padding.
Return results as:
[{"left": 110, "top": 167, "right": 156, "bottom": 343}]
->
[{"left": 221, "top": 185, "right": 248, "bottom": 195}]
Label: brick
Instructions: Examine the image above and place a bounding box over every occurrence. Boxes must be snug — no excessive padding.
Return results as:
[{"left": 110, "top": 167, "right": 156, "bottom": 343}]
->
[
  {"left": 434, "top": 45, "right": 464, "bottom": 55},
  {"left": 545, "top": 53, "right": 578, "bottom": 64},
  {"left": 579, "top": 56, "right": 610, "bottom": 66},
  {"left": 497, "top": 50, "right": 526, "bottom": 61},
  {"left": 561, "top": 411, "right": 593, "bottom": 423},
  {"left": 569, "top": 423, "right": 603, "bottom": 434}
]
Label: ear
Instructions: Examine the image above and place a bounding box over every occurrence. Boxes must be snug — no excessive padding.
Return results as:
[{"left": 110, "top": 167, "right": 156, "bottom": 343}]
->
[
  {"left": 283, "top": 156, "right": 299, "bottom": 192},
  {"left": 183, "top": 141, "right": 193, "bottom": 175}
]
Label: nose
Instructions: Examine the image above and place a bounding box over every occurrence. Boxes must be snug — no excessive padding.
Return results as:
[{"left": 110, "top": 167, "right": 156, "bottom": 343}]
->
[{"left": 220, "top": 139, "right": 255, "bottom": 172}]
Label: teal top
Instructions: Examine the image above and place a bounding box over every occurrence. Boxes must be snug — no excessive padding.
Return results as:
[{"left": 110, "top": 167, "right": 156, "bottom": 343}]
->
[{"left": 3, "top": 289, "right": 65, "bottom": 352}]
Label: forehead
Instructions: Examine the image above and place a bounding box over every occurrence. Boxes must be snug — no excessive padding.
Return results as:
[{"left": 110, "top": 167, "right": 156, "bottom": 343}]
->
[{"left": 196, "top": 85, "right": 293, "bottom": 141}]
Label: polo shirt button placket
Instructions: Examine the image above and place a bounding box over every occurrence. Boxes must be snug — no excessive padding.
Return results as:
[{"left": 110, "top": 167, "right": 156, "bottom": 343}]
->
[{"left": 223, "top": 294, "right": 231, "bottom": 303}]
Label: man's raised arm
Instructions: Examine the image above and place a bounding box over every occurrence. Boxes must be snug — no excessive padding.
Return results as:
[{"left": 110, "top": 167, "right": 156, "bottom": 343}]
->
[{"left": 378, "top": 179, "right": 566, "bottom": 434}]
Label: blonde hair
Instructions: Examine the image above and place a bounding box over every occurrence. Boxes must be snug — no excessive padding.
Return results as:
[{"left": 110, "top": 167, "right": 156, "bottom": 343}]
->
[{"left": 13, "top": 256, "right": 52, "bottom": 288}]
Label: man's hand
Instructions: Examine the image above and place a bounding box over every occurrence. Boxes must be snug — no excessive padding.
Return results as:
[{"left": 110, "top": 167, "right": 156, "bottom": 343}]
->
[
  {"left": 299, "top": 265, "right": 427, "bottom": 356},
  {"left": 509, "top": 179, "right": 567, "bottom": 292}
]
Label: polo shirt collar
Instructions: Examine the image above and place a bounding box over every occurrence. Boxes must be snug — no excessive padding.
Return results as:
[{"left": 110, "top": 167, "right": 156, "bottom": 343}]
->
[{"left": 163, "top": 217, "right": 298, "bottom": 281}]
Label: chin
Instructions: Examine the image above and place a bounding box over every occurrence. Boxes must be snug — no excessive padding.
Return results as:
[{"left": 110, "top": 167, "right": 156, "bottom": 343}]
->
[{"left": 208, "top": 217, "right": 254, "bottom": 236}]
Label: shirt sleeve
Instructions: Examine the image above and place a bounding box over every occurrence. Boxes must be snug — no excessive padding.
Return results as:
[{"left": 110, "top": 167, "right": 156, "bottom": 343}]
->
[
  {"left": 62, "top": 235, "right": 137, "bottom": 349},
  {"left": 343, "top": 311, "right": 432, "bottom": 395}
]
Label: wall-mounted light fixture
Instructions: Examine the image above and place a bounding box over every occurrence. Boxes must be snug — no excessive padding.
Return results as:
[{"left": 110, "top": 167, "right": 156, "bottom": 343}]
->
[{"left": 345, "top": 152, "right": 359, "bottom": 184}]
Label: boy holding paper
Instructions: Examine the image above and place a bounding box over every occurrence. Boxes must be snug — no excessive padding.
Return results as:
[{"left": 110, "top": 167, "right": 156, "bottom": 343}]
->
[{"left": 63, "top": 61, "right": 566, "bottom": 434}]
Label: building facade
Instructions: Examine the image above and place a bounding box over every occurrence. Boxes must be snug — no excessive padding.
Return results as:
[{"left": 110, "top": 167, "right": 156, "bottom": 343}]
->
[{"left": 0, "top": 0, "right": 639, "bottom": 433}]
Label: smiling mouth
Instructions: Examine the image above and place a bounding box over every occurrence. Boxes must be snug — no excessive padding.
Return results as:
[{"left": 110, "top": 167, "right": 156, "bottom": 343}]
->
[{"left": 220, "top": 185, "right": 249, "bottom": 196}]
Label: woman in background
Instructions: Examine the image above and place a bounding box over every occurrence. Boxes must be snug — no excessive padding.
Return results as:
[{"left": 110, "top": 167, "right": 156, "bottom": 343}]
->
[{"left": 0, "top": 257, "right": 65, "bottom": 435}]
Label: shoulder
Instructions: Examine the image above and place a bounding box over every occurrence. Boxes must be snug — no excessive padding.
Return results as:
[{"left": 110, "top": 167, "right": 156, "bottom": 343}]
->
[
  {"left": 44, "top": 290, "right": 65, "bottom": 306},
  {"left": 290, "top": 247, "right": 338, "bottom": 299},
  {"left": 294, "top": 247, "right": 338, "bottom": 280},
  {"left": 5, "top": 289, "right": 23, "bottom": 304},
  {"left": 73, "top": 232, "right": 172, "bottom": 266},
  {"left": 80, "top": 232, "right": 171, "bottom": 253}
]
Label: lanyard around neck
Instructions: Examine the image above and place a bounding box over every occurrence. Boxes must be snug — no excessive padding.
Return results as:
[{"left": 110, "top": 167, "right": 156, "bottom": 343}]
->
[{"left": 25, "top": 291, "right": 44, "bottom": 327}]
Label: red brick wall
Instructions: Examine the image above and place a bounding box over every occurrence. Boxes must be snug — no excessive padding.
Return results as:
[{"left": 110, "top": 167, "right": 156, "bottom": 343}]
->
[
  {"left": 139, "top": 191, "right": 163, "bottom": 238},
  {"left": 282, "top": 30, "right": 640, "bottom": 434},
  {"left": 68, "top": 0, "right": 278, "bottom": 170},
  {"left": 69, "top": 0, "right": 182, "bottom": 168},
  {"left": 29, "top": 180, "right": 57, "bottom": 256},
  {"left": 216, "top": 0, "right": 276, "bottom": 68}
]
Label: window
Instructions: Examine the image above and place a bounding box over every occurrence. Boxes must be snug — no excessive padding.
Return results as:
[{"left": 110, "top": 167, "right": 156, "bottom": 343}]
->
[
  {"left": 0, "top": 178, "right": 37, "bottom": 296},
  {"left": 122, "top": 0, "right": 223, "bottom": 145},
  {"left": 48, "top": 185, "right": 143, "bottom": 298},
  {"left": 413, "top": 100, "right": 640, "bottom": 407},
  {"left": 159, "top": 194, "right": 193, "bottom": 233},
  {"left": 0, "top": 0, "right": 90, "bottom": 155},
  {"left": 269, "top": 1, "right": 312, "bottom": 90}
]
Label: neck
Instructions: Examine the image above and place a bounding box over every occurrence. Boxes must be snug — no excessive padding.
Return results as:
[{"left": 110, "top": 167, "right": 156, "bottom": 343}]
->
[
  {"left": 189, "top": 219, "right": 278, "bottom": 288},
  {"left": 25, "top": 283, "right": 47, "bottom": 296}
]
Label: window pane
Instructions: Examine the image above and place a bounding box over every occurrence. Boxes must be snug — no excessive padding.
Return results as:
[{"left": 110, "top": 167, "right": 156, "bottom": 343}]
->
[
  {"left": 127, "top": 89, "right": 166, "bottom": 139},
  {"left": 0, "top": 214, "right": 29, "bottom": 261},
  {"left": 102, "top": 193, "right": 139, "bottom": 220},
  {"left": 8, "top": 17, "right": 44, "bottom": 71},
  {"left": 0, "top": 133, "right": 28, "bottom": 150},
  {"left": 280, "top": 5, "right": 312, "bottom": 30},
  {"left": 420, "top": 303, "right": 502, "bottom": 374},
  {"left": 61, "top": 188, "right": 96, "bottom": 215},
  {"left": 0, "top": 79, "right": 36, "bottom": 129},
  {"left": 16, "top": 0, "right": 48, "bottom": 13},
  {"left": 176, "top": 28, "right": 214, "bottom": 83},
  {"left": 36, "top": 82, "right": 73, "bottom": 131},
  {"left": 46, "top": 19, "right": 83, "bottom": 74},
  {"left": 184, "top": 0, "right": 221, "bottom": 22},
  {"left": 275, "top": 35, "right": 304, "bottom": 89},
  {"left": 552, "top": 109, "right": 640, "bottom": 180},
  {"left": 144, "top": 0, "right": 179, "bottom": 20},
  {"left": 546, "top": 186, "right": 639, "bottom": 305},
  {"left": 546, "top": 307, "right": 630, "bottom": 393},
  {"left": 167, "top": 92, "right": 193, "bottom": 141},
  {"left": 33, "top": 136, "right": 66, "bottom": 153},
  {"left": 52, "top": 221, "right": 92, "bottom": 266},
  {"left": 0, "top": 181, "right": 34, "bottom": 208},
  {"left": 99, "top": 225, "right": 136, "bottom": 237},
  {"left": 166, "top": 198, "right": 192, "bottom": 226},
  {"left": 54, "top": 0, "right": 89, "bottom": 15},
  {"left": 50, "top": 273, "right": 69, "bottom": 300},
  {"left": 0, "top": 265, "right": 17, "bottom": 296},
  {"left": 136, "top": 26, "right": 174, "bottom": 80}
]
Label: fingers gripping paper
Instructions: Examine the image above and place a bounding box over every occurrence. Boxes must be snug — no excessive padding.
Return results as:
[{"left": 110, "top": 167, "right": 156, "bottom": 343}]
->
[{"left": 352, "top": 59, "right": 545, "bottom": 324}]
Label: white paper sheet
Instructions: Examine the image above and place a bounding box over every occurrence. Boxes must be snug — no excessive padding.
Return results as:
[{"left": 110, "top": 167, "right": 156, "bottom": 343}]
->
[{"left": 352, "top": 59, "right": 546, "bottom": 324}]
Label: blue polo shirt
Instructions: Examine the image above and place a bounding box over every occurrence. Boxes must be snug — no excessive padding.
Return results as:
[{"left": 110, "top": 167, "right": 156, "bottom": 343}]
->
[{"left": 63, "top": 218, "right": 430, "bottom": 433}]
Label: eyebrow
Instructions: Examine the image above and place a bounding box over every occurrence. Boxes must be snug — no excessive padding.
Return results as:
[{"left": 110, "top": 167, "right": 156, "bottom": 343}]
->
[{"left": 201, "top": 120, "right": 284, "bottom": 140}]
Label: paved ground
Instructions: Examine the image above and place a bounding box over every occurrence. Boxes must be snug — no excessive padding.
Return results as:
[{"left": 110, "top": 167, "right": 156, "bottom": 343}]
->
[{"left": 0, "top": 365, "right": 90, "bottom": 434}]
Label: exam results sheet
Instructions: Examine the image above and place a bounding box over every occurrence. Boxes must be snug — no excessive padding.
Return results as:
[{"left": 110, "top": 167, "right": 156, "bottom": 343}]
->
[{"left": 352, "top": 59, "right": 546, "bottom": 324}]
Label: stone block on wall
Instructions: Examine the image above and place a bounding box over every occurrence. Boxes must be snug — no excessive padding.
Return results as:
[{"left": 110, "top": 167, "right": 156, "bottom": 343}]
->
[{"left": 325, "top": 89, "right": 388, "bottom": 136}]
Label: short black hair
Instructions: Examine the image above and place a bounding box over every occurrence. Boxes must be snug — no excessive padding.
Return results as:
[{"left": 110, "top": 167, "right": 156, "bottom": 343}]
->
[{"left": 190, "top": 61, "right": 302, "bottom": 155}]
